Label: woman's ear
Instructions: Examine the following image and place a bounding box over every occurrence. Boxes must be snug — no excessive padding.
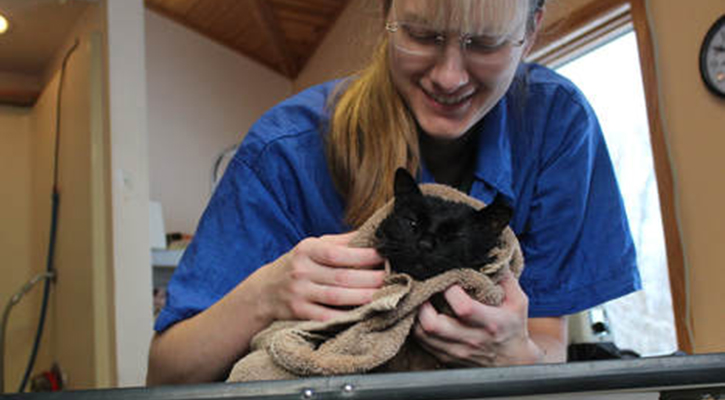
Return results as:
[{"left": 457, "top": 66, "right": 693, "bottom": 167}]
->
[{"left": 522, "top": 10, "right": 545, "bottom": 57}]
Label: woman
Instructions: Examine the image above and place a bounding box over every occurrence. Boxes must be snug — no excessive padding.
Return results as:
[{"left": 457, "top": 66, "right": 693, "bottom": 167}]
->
[{"left": 147, "top": 0, "right": 640, "bottom": 384}]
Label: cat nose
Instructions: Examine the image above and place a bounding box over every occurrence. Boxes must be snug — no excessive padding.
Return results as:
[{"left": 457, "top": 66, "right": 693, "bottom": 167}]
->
[{"left": 418, "top": 237, "right": 435, "bottom": 252}]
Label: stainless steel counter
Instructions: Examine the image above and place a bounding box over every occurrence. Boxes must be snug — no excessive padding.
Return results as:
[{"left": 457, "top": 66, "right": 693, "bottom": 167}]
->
[{"left": 3, "top": 353, "right": 724, "bottom": 400}]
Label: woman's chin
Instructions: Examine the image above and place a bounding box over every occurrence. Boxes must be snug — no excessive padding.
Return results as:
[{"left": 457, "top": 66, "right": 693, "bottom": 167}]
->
[
  {"left": 416, "top": 118, "right": 473, "bottom": 140},
  {"left": 413, "top": 97, "right": 479, "bottom": 139}
]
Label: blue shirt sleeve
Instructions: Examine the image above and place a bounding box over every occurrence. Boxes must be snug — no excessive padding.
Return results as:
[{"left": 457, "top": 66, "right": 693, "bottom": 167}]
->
[
  {"left": 154, "top": 81, "right": 350, "bottom": 333},
  {"left": 154, "top": 155, "right": 304, "bottom": 332},
  {"left": 516, "top": 82, "right": 641, "bottom": 318}
]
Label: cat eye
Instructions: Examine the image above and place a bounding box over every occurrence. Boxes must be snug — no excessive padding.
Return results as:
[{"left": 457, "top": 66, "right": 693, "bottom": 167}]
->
[{"left": 399, "top": 217, "right": 419, "bottom": 232}]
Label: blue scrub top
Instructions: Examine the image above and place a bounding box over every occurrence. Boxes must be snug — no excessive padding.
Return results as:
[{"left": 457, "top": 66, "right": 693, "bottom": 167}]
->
[{"left": 155, "top": 63, "right": 640, "bottom": 332}]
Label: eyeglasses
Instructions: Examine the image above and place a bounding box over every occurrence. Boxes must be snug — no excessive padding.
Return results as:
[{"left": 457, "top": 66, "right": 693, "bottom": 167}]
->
[{"left": 385, "top": 21, "right": 526, "bottom": 66}]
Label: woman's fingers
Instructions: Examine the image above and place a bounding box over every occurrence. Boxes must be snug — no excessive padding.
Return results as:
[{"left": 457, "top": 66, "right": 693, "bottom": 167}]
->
[
  {"left": 290, "top": 239, "right": 386, "bottom": 288},
  {"left": 276, "top": 231, "right": 388, "bottom": 321},
  {"left": 305, "top": 281, "right": 379, "bottom": 306},
  {"left": 443, "top": 285, "right": 504, "bottom": 331},
  {"left": 414, "top": 303, "right": 496, "bottom": 367},
  {"left": 417, "top": 301, "right": 492, "bottom": 348},
  {"left": 319, "top": 231, "right": 358, "bottom": 245},
  {"left": 410, "top": 273, "right": 535, "bottom": 367},
  {"left": 291, "top": 300, "right": 350, "bottom": 322},
  {"left": 497, "top": 270, "right": 529, "bottom": 310},
  {"left": 414, "top": 328, "right": 495, "bottom": 367},
  {"left": 442, "top": 272, "right": 528, "bottom": 333},
  {"left": 312, "top": 263, "right": 387, "bottom": 288},
  {"left": 297, "top": 235, "right": 384, "bottom": 270}
]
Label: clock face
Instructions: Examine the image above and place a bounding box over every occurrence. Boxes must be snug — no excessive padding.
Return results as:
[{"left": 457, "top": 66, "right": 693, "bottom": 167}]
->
[{"left": 701, "top": 16, "right": 725, "bottom": 98}]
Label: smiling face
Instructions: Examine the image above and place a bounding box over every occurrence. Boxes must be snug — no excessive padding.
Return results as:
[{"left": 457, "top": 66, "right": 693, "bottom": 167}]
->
[{"left": 387, "top": 0, "right": 533, "bottom": 140}]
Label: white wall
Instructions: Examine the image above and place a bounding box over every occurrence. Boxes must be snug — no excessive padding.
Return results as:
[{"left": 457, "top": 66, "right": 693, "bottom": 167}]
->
[
  {"left": 106, "top": 0, "right": 154, "bottom": 387},
  {"left": 145, "top": 10, "right": 292, "bottom": 235}
]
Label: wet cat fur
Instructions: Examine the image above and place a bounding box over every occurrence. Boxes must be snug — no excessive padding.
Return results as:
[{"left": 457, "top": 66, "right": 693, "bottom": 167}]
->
[{"left": 375, "top": 168, "right": 513, "bottom": 281}]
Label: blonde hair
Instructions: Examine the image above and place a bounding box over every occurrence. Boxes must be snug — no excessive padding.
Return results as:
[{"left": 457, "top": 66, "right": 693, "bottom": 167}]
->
[
  {"left": 325, "top": 36, "right": 419, "bottom": 228},
  {"left": 326, "top": 0, "right": 546, "bottom": 228},
  {"left": 388, "top": 0, "right": 527, "bottom": 37}
]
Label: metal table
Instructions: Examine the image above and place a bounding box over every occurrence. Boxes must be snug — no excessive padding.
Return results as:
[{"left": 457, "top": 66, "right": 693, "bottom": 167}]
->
[{"left": 3, "top": 353, "right": 724, "bottom": 400}]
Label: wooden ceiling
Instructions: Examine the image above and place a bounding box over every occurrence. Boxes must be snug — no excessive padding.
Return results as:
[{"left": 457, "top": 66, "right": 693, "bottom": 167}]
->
[{"left": 145, "top": 0, "right": 351, "bottom": 79}]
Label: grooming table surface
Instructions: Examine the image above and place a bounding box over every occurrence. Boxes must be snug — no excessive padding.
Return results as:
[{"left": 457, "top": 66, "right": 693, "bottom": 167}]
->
[{"left": 3, "top": 353, "right": 724, "bottom": 400}]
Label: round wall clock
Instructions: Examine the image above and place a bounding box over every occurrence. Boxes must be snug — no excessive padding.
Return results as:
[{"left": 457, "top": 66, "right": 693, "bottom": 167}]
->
[{"left": 700, "top": 15, "right": 725, "bottom": 98}]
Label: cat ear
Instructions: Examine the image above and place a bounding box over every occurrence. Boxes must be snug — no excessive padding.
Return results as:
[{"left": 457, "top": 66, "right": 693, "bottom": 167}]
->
[
  {"left": 477, "top": 195, "right": 513, "bottom": 233},
  {"left": 393, "top": 168, "right": 422, "bottom": 198}
]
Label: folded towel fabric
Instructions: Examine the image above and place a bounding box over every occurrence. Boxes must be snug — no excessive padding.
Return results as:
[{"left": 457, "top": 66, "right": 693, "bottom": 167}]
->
[{"left": 226, "top": 183, "right": 524, "bottom": 382}]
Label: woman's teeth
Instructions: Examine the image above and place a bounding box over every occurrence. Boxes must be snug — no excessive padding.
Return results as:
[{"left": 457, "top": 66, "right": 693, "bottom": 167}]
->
[{"left": 429, "top": 92, "right": 471, "bottom": 105}]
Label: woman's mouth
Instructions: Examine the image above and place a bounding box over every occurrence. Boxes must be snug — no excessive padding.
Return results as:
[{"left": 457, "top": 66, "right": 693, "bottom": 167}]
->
[{"left": 423, "top": 89, "right": 474, "bottom": 112}]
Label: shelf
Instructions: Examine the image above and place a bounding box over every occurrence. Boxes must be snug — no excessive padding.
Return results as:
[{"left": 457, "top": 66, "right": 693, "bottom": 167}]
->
[{"left": 151, "top": 248, "right": 184, "bottom": 268}]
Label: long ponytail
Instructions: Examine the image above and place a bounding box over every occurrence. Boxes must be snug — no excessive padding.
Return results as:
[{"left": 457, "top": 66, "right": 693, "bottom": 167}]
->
[{"left": 325, "top": 37, "right": 419, "bottom": 228}]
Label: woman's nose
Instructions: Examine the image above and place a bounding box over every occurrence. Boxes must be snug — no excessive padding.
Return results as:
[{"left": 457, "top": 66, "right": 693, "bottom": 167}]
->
[{"left": 428, "top": 42, "right": 470, "bottom": 93}]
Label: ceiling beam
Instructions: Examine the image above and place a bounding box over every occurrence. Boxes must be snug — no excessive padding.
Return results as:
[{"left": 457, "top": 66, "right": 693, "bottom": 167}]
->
[
  {"left": 0, "top": 89, "right": 39, "bottom": 107},
  {"left": 0, "top": 71, "right": 42, "bottom": 107},
  {"left": 249, "top": 0, "right": 299, "bottom": 78}
]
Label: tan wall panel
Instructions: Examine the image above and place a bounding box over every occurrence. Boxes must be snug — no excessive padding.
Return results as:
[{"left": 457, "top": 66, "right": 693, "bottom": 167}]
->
[
  {"left": 646, "top": 0, "right": 725, "bottom": 353},
  {"left": 0, "top": 105, "right": 52, "bottom": 393}
]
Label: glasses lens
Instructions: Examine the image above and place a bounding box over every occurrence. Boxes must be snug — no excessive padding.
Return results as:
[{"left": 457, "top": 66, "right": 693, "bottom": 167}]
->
[
  {"left": 390, "top": 22, "right": 441, "bottom": 57},
  {"left": 388, "top": 22, "right": 523, "bottom": 65},
  {"left": 464, "top": 35, "right": 518, "bottom": 65}
]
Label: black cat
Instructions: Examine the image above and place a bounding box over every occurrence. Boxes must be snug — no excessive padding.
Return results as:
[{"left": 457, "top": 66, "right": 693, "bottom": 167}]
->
[{"left": 375, "top": 168, "right": 513, "bottom": 281}]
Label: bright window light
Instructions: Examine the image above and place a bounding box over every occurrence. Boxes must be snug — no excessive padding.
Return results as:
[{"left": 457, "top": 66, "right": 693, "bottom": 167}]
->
[{"left": 556, "top": 31, "right": 677, "bottom": 356}]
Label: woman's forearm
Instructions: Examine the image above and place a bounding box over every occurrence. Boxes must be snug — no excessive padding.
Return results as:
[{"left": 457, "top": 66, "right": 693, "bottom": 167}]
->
[
  {"left": 146, "top": 270, "right": 274, "bottom": 385},
  {"left": 146, "top": 233, "right": 384, "bottom": 385},
  {"left": 529, "top": 316, "right": 568, "bottom": 364}
]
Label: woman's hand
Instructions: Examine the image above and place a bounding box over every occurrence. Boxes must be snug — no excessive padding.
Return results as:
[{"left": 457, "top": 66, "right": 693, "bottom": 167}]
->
[
  {"left": 259, "top": 231, "right": 386, "bottom": 322},
  {"left": 413, "top": 271, "right": 550, "bottom": 367},
  {"left": 148, "top": 232, "right": 384, "bottom": 385}
]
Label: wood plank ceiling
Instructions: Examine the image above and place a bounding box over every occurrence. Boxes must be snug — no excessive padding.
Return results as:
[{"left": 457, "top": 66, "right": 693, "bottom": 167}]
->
[{"left": 145, "top": 0, "right": 351, "bottom": 79}]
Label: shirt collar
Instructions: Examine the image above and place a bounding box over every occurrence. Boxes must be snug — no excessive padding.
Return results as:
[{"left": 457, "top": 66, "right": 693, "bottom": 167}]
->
[
  {"left": 419, "top": 97, "right": 515, "bottom": 203},
  {"left": 472, "top": 97, "right": 515, "bottom": 202}
]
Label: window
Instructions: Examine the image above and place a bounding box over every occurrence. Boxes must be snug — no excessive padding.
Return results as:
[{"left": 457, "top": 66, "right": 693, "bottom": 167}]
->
[
  {"left": 529, "top": 0, "right": 691, "bottom": 354},
  {"left": 556, "top": 31, "right": 676, "bottom": 356}
]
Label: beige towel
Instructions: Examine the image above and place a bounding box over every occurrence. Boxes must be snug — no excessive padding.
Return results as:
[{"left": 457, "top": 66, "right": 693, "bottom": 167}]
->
[{"left": 226, "top": 183, "right": 524, "bottom": 382}]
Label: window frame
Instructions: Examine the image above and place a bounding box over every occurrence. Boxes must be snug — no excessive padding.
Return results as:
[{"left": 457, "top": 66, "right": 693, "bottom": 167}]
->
[{"left": 527, "top": 0, "right": 692, "bottom": 354}]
